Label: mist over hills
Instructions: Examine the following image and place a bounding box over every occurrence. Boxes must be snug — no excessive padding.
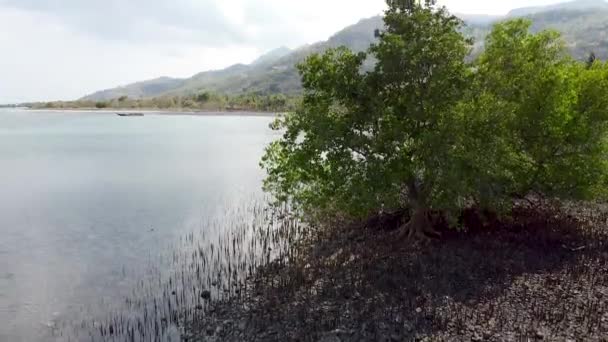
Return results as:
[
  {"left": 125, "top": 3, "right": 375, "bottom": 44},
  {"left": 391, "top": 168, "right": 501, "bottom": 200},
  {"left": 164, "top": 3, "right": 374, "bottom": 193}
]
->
[
  {"left": 82, "top": 0, "right": 608, "bottom": 102},
  {"left": 507, "top": 0, "right": 608, "bottom": 16}
]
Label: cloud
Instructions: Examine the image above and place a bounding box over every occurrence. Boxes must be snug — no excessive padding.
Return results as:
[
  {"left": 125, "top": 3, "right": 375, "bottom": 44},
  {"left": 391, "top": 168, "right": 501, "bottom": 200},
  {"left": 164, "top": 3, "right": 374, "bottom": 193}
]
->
[
  {"left": 0, "top": 0, "right": 247, "bottom": 45},
  {"left": 0, "top": 0, "right": 388, "bottom": 102},
  {"left": 0, "top": 6, "right": 259, "bottom": 103},
  {"left": 0, "top": 0, "right": 387, "bottom": 48}
]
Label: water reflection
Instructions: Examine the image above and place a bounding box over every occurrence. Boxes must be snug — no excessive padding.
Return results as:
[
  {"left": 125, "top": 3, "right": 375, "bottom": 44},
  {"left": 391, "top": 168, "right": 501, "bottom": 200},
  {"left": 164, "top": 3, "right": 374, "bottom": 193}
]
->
[
  {"left": 56, "top": 198, "right": 302, "bottom": 341},
  {"left": 0, "top": 110, "right": 277, "bottom": 341}
]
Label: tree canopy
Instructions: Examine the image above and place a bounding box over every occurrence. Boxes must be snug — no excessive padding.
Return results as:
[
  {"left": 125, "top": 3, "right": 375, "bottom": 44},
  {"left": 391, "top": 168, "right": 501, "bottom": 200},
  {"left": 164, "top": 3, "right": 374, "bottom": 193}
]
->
[{"left": 261, "top": 0, "right": 608, "bottom": 239}]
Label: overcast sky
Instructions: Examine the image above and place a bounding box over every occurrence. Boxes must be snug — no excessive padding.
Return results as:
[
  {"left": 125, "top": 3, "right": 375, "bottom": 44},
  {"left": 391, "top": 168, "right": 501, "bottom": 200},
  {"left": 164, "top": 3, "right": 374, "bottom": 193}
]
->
[{"left": 0, "top": 0, "right": 574, "bottom": 103}]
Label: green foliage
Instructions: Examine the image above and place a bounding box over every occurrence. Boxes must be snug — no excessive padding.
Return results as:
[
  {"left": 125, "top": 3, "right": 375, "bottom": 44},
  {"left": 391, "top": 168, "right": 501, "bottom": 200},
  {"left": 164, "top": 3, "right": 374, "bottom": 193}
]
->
[
  {"left": 262, "top": 1, "right": 473, "bottom": 219},
  {"left": 472, "top": 19, "right": 608, "bottom": 203},
  {"left": 262, "top": 2, "right": 608, "bottom": 228},
  {"left": 95, "top": 101, "right": 108, "bottom": 109},
  {"left": 196, "top": 92, "right": 211, "bottom": 103}
]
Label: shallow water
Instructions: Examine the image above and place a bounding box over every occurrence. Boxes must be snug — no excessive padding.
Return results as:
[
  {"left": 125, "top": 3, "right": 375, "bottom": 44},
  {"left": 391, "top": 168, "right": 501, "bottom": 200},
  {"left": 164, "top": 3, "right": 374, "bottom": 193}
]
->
[{"left": 0, "top": 110, "right": 276, "bottom": 341}]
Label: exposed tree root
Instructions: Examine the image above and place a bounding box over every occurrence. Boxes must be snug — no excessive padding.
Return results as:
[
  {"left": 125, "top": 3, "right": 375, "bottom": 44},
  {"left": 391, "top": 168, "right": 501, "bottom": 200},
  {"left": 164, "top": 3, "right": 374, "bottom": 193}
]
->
[{"left": 398, "top": 207, "right": 442, "bottom": 242}]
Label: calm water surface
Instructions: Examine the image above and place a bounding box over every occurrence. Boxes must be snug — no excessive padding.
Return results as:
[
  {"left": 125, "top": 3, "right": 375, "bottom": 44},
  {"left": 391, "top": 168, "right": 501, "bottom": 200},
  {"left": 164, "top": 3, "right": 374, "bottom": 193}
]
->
[{"left": 0, "top": 110, "right": 276, "bottom": 341}]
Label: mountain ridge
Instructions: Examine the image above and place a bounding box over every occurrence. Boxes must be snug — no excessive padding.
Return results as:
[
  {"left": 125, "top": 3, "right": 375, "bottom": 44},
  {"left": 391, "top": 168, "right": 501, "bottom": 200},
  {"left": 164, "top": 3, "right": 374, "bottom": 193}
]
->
[
  {"left": 82, "top": 0, "right": 608, "bottom": 101},
  {"left": 507, "top": 0, "right": 608, "bottom": 17}
]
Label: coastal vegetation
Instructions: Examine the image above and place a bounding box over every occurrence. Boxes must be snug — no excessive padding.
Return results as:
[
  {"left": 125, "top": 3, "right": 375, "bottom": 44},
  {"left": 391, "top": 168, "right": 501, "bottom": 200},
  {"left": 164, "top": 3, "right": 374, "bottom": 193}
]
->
[
  {"left": 24, "top": 92, "right": 299, "bottom": 113},
  {"left": 262, "top": 0, "right": 608, "bottom": 239}
]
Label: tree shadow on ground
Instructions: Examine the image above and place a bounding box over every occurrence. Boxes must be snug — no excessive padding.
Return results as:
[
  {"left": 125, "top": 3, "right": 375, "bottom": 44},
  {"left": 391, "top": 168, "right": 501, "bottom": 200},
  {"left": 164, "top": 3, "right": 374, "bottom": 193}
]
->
[{"left": 244, "top": 203, "right": 608, "bottom": 341}]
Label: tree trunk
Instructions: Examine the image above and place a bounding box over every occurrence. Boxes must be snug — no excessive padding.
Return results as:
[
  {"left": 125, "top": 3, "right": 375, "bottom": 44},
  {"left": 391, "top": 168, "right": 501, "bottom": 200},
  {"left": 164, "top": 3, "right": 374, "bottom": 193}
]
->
[
  {"left": 398, "top": 180, "right": 441, "bottom": 241},
  {"left": 398, "top": 206, "right": 441, "bottom": 241}
]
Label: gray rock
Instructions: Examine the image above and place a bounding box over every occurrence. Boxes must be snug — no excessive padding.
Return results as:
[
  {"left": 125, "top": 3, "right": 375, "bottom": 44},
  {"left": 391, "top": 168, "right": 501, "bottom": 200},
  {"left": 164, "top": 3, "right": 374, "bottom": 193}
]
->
[
  {"left": 535, "top": 330, "right": 545, "bottom": 340},
  {"left": 161, "top": 325, "right": 181, "bottom": 341},
  {"left": 237, "top": 320, "right": 247, "bottom": 331},
  {"left": 318, "top": 332, "right": 342, "bottom": 342}
]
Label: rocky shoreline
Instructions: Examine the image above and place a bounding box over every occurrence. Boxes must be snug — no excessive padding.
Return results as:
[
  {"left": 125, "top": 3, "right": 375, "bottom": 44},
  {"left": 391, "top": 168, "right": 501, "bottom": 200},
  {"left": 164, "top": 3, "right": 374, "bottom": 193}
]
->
[{"left": 185, "top": 203, "right": 608, "bottom": 341}]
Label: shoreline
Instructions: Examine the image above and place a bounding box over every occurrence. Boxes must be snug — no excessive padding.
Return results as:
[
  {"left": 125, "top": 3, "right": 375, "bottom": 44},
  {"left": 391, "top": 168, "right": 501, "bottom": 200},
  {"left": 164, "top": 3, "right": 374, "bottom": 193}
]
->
[
  {"left": 12, "top": 108, "right": 281, "bottom": 117},
  {"left": 185, "top": 202, "right": 608, "bottom": 341}
]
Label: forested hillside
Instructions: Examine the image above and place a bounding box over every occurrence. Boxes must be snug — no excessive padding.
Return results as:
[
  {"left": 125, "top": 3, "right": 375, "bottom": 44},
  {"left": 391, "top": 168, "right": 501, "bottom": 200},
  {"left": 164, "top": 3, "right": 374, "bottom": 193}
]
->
[{"left": 81, "top": 0, "right": 608, "bottom": 102}]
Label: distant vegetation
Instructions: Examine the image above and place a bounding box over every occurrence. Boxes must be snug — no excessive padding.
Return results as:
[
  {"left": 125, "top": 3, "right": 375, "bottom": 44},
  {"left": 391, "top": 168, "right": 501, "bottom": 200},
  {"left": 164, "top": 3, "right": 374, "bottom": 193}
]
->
[{"left": 25, "top": 92, "right": 298, "bottom": 113}]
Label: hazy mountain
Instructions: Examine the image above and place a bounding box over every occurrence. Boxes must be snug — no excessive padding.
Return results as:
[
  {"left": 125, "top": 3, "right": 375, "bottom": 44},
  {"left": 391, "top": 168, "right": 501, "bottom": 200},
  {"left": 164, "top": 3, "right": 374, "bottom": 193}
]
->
[
  {"left": 455, "top": 13, "right": 503, "bottom": 25},
  {"left": 82, "top": 76, "right": 183, "bottom": 101},
  {"left": 82, "top": 0, "right": 608, "bottom": 101},
  {"left": 251, "top": 47, "right": 292, "bottom": 66},
  {"left": 507, "top": 0, "right": 608, "bottom": 17},
  {"left": 82, "top": 16, "right": 381, "bottom": 101},
  {"left": 467, "top": 2, "right": 608, "bottom": 61}
]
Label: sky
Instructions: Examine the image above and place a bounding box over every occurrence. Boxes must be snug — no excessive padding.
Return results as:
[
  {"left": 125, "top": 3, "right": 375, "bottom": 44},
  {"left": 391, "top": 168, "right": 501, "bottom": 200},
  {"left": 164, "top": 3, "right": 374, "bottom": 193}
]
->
[{"left": 0, "top": 0, "right": 575, "bottom": 103}]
